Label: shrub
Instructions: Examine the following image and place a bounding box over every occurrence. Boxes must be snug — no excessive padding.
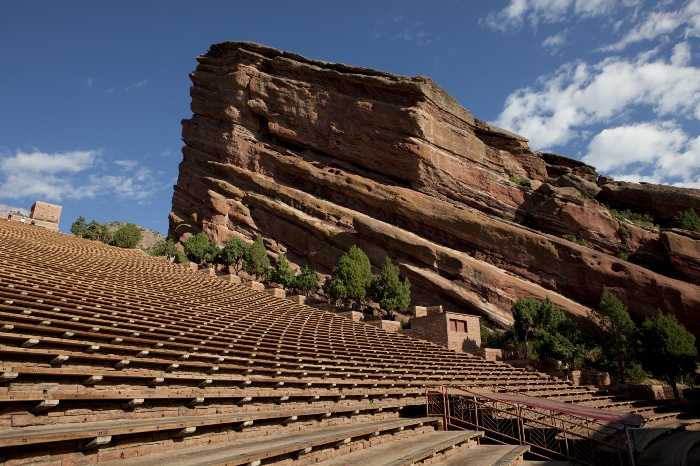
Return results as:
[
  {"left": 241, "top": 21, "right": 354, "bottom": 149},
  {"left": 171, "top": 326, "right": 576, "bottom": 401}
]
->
[
  {"left": 677, "top": 208, "right": 700, "bottom": 231},
  {"left": 110, "top": 223, "right": 142, "bottom": 249},
  {"left": 270, "top": 253, "right": 296, "bottom": 287},
  {"left": 639, "top": 313, "right": 697, "bottom": 398},
  {"left": 616, "top": 251, "right": 629, "bottom": 261},
  {"left": 245, "top": 235, "right": 271, "bottom": 280},
  {"left": 148, "top": 239, "right": 178, "bottom": 259},
  {"left": 509, "top": 174, "right": 532, "bottom": 188},
  {"left": 593, "top": 289, "right": 637, "bottom": 384},
  {"left": 183, "top": 233, "right": 219, "bottom": 265},
  {"left": 325, "top": 245, "right": 373, "bottom": 306},
  {"left": 219, "top": 238, "right": 249, "bottom": 272},
  {"left": 368, "top": 257, "right": 411, "bottom": 312},
  {"left": 293, "top": 265, "right": 318, "bottom": 296},
  {"left": 70, "top": 216, "right": 88, "bottom": 237},
  {"left": 174, "top": 250, "right": 189, "bottom": 264}
]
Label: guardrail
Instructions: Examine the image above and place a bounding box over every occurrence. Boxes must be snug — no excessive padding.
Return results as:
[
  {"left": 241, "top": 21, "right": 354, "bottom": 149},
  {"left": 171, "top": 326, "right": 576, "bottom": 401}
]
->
[{"left": 427, "top": 386, "right": 636, "bottom": 466}]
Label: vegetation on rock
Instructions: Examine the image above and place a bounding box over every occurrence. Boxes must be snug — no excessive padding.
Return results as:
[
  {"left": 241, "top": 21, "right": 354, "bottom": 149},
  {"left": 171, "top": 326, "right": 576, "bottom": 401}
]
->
[
  {"left": 610, "top": 208, "right": 657, "bottom": 229},
  {"left": 676, "top": 208, "right": 700, "bottom": 231},
  {"left": 508, "top": 174, "right": 531, "bottom": 188}
]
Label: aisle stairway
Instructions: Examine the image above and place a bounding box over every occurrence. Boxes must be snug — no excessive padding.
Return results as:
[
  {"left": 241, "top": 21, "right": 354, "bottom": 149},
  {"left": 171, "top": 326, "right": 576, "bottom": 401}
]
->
[{"left": 0, "top": 219, "right": 666, "bottom": 464}]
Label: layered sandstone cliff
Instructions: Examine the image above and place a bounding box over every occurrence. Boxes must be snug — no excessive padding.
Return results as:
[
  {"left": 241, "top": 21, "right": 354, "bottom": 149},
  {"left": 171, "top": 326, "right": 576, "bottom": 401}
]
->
[{"left": 170, "top": 42, "right": 700, "bottom": 335}]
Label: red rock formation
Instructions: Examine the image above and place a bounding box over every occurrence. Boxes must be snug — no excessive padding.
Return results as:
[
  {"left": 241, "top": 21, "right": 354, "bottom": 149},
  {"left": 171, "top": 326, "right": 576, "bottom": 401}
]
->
[{"left": 171, "top": 42, "right": 700, "bottom": 336}]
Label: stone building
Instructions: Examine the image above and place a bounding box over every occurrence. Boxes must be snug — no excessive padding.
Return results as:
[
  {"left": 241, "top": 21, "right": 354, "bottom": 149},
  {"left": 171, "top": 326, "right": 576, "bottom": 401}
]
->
[
  {"left": 404, "top": 305, "right": 482, "bottom": 353},
  {"left": 6, "top": 201, "right": 61, "bottom": 231}
]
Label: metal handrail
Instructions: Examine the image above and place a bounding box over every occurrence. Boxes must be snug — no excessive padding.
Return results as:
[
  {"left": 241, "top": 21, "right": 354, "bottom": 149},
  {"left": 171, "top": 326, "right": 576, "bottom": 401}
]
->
[{"left": 427, "top": 385, "right": 634, "bottom": 466}]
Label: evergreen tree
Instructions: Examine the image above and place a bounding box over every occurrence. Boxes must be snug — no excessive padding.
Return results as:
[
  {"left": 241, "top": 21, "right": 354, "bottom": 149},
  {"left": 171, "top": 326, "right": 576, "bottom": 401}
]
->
[
  {"left": 593, "top": 288, "right": 637, "bottom": 384},
  {"left": 510, "top": 298, "right": 581, "bottom": 367},
  {"left": 325, "top": 245, "right": 373, "bottom": 307},
  {"left": 271, "top": 253, "right": 295, "bottom": 287},
  {"left": 84, "top": 220, "right": 111, "bottom": 243},
  {"left": 293, "top": 265, "right": 318, "bottom": 296},
  {"left": 110, "top": 223, "right": 142, "bottom": 249},
  {"left": 183, "top": 232, "right": 219, "bottom": 265},
  {"left": 245, "top": 235, "right": 271, "bottom": 280},
  {"left": 219, "top": 238, "right": 249, "bottom": 273},
  {"left": 639, "top": 314, "right": 697, "bottom": 398},
  {"left": 369, "top": 257, "right": 411, "bottom": 312},
  {"left": 70, "top": 216, "right": 88, "bottom": 237}
]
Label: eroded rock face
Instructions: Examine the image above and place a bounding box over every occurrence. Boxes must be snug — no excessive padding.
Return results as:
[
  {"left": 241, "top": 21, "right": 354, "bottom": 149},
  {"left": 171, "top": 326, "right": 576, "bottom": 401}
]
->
[{"left": 171, "top": 42, "right": 700, "bottom": 336}]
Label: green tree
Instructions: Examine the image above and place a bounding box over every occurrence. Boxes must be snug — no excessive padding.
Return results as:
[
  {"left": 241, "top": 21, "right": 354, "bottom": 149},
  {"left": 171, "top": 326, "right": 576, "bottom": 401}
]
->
[
  {"left": 245, "top": 235, "right": 271, "bottom": 280},
  {"left": 148, "top": 239, "right": 178, "bottom": 259},
  {"left": 639, "top": 314, "right": 697, "bottom": 398},
  {"left": 270, "top": 253, "right": 296, "bottom": 287},
  {"left": 218, "top": 238, "right": 249, "bottom": 273},
  {"left": 70, "top": 216, "right": 88, "bottom": 237},
  {"left": 593, "top": 289, "right": 637, "bottom": 384},
  {"left": 325, "top": 245, "right": 373, "bottom": 307},
  {"left": 183, "top": 232, "right": 219, "bottom": 265},
  {"left": 369, "top": 257, "right": 411, "bottom": 312},
  {"left": 110, "top": 223, "right": 142, "bottom": 249},
  {"left": 84, "top": 220, "right": 111, "bottom": 243},
  {"left": 292, "top": 265, "right": 318, "bottom": 296},
  {"left": 510, "top": 298, "right": 581, "bottom": 368}
]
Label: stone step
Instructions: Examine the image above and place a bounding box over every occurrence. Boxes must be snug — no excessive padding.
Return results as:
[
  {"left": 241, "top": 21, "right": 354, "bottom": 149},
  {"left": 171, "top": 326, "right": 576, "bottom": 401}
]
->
[
  {"left": 316, "top": 430, "right": 483, "bottom": 466},
  {"left": 434, "top": 444, "right": 530, "bottom": 466},
  {"left": 100, "top": 416, "right": 440, "bottom": 465}
]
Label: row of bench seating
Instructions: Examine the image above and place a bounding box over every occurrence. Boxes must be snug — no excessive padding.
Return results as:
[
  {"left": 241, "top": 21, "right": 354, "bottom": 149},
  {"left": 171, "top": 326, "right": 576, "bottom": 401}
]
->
[{"left": 0, "top": 219, "right": 617, "bottom": 464}]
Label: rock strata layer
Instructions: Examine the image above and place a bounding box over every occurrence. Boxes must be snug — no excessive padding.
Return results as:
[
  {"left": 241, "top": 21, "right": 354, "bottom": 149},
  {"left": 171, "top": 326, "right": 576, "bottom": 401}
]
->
[{"left": 171, "top": 42, "right": 700, "bottom": 336}]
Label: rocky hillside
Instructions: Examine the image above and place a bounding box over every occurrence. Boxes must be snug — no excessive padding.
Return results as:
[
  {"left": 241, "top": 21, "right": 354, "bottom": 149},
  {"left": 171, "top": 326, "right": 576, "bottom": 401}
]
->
[{"left": 170, "top": 42, "right": 700, "bottom": 335}]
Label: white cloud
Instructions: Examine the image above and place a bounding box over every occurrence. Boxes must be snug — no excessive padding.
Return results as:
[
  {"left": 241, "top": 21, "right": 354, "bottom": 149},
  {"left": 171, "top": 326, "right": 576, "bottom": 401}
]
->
[
  {"left": 671, "top": 41, "right": 692, "bottom": 66},
  {"left": 123, "top": 79, "right": 149, "bottom": 92},
  {"left": 114, "top": 159, "right": 139, "bottom": 171},
  {"left": 583, "top": 122, "right": 700, "bottom": 186},
  {"left": 602, "top": 0, "right": 700, "bottom": 51},
  {"left": 542, "top": 30, "right": 567, "bottom": 52},
  {"left": 482, "top": 0, "right": 632, "bottom": 31},
  {"left": 0, "top": 150, "right": 96, "bottom": 174},
  {"left": 0, "top": 150, "right": 164, "bottom": 202},
  {"left": 495, "top": 43, "right": 700, "bottom": 148}
]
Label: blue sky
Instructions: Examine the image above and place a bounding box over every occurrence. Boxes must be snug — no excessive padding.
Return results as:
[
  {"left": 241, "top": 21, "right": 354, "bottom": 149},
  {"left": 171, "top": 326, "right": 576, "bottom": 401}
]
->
[{"left": 2, "top": 0, "right": 699, "bottom": 234}]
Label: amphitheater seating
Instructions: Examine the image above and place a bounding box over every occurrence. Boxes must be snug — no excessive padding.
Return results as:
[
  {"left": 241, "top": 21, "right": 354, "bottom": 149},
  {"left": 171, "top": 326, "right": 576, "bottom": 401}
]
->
[{"left": 0, "top": 219, "right": 654, "bottom": 464}]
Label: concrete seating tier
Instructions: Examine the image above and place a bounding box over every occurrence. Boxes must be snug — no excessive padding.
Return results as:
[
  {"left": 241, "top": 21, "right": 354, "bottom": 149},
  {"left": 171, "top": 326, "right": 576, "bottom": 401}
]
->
[{"left": 0, "top": 220, "right": 609, "bottom": 464}]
